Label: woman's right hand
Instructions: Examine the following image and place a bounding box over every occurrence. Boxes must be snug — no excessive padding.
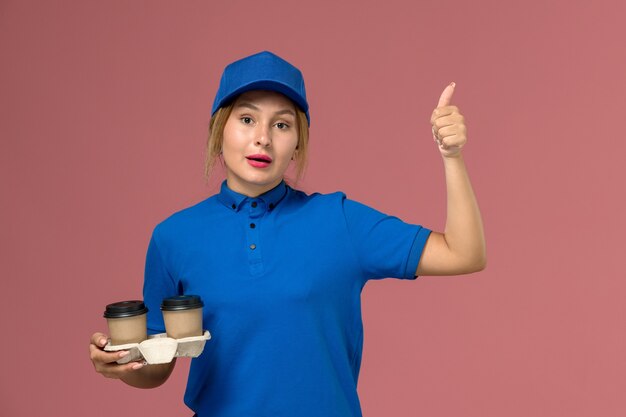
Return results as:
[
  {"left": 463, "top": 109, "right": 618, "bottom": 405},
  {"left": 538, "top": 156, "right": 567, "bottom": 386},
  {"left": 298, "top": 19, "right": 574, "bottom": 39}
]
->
[{"left": 89, "top": 332, "right": 144, "bottom": 379}]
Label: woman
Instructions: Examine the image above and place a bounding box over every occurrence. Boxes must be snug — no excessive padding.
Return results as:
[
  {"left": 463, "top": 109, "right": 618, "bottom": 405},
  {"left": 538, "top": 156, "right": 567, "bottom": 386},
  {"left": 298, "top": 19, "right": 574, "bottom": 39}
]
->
[{"left": 90, "top": 51, "right": 486, "bottom": 416}]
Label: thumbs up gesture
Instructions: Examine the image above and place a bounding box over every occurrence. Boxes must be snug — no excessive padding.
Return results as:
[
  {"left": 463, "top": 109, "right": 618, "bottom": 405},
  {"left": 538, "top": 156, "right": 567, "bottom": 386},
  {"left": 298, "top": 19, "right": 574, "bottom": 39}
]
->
[{"left": 431, "top": 82, "right": 467, "bottom": 158}]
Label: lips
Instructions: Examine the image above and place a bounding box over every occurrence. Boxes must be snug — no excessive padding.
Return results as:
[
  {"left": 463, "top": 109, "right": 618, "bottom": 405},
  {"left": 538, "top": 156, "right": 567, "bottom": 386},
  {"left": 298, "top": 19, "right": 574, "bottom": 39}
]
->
[
  {"left": 246, "top": 154, "right": 272, "bottom": 168},
  {"left": 246, "top": 154, "right": 273, "bottom": 163}
]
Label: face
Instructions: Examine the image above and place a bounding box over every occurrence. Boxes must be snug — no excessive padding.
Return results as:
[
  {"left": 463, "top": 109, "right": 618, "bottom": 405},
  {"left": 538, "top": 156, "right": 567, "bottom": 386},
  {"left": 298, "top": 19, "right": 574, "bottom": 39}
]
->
[{"left": 222, "top": 90, "right": 299, "bottom": 197}]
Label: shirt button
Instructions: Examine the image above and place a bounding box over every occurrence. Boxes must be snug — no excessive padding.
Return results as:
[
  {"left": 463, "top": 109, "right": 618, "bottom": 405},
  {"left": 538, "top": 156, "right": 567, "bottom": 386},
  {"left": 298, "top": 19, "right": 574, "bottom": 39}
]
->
[
  {"left": 269, "top": 203, "right": 275, "bottom": 210},
  {"left": 231, "top": 204, "right": 236, "bottom": 209},
  {"left": 250, "top": 223, "right": 256, "bottom": 229},
  {"left": 251, "top": 201, "right": 258, "bottom": 208},
  {"left": 249, "top": 244, "right": 256, "bottom": 250}
]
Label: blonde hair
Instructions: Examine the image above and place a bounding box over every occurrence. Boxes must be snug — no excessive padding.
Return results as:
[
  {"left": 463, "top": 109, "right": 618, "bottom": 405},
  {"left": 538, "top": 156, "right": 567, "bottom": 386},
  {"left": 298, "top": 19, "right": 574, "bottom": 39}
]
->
[{"left": 205, "top": 101, "right": 309, "bottom": 183}]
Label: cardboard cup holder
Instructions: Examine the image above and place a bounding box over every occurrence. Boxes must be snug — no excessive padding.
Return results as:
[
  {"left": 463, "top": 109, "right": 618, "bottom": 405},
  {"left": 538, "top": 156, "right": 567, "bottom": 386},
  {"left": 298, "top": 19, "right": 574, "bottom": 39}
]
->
[{"left": 104, "top": 330, "right": 211, "bottom": 364}]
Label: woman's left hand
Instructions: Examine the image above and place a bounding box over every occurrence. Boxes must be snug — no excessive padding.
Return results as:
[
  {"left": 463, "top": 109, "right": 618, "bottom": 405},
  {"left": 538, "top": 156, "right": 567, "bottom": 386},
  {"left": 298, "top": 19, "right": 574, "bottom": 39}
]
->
[{"left": 430, "top": 82, "right": 467, "bottom": 158}]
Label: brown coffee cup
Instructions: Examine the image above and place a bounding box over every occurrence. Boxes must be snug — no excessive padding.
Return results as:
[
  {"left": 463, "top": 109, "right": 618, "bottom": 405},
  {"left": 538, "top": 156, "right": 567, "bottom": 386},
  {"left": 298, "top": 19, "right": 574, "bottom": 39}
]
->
[
  {"left": 161, "top": 295, "right": 204, "bottom": 339},
  {"left": 103, "top": 300, "right": 148, "bottom": 345}
]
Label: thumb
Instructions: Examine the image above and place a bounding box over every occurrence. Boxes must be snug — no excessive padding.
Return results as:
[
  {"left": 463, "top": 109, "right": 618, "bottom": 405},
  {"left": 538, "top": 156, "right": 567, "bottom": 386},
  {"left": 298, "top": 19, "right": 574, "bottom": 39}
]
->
[
  {"left": 437, "top": 82, "right": 456, "bottom": 107},
  {"left": 91, "top": 332, "right": 109, "bottom": 347}
]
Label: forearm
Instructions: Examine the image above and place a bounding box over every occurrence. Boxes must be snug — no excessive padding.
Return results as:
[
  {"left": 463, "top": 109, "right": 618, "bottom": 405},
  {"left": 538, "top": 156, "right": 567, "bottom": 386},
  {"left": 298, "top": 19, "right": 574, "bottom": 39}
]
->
[
  {"left": 441, "top": 153, "right": 486, "bottom": 271},
  {"left": 120, "top": 359, "right": 176, "bottom": 389}
]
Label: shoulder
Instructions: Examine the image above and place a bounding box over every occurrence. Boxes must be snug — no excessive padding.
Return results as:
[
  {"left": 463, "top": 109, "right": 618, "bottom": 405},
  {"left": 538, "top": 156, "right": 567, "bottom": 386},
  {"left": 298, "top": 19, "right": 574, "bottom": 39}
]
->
[
  {"left": 286, "top": 187, "right": 348, "bottom": 211},
  {"left": 292, "top": 187, "right": 380, "bottom": 213},
  {"left": 290, "top": 187, "right": 346, "bottom": 201},
  {"left": 286, "top": 187, "right": 384, "bottom": 219},
  {"left": 152, "top": 195, "right": 219, "bottom": 238}
]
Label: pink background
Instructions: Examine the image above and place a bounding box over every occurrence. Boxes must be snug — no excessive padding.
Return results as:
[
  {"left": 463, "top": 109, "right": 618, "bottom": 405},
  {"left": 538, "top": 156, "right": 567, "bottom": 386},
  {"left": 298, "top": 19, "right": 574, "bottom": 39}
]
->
[{"left": 1, "top": 1, "right": 625, "bottom": 416}]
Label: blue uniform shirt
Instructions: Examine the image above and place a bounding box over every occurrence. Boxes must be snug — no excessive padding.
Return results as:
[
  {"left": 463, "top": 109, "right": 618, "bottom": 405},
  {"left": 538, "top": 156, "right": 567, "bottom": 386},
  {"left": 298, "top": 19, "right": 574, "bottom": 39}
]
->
[{"left": 144, "top": 180, "right": 431, "bottom": 417}]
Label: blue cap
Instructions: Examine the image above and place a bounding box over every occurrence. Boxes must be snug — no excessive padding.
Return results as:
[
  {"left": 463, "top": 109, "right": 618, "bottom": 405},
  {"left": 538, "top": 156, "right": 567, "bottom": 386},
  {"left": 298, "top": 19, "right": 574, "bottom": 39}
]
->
[{"left": 211, "top": 51, "right": 310, "bottom": 126}]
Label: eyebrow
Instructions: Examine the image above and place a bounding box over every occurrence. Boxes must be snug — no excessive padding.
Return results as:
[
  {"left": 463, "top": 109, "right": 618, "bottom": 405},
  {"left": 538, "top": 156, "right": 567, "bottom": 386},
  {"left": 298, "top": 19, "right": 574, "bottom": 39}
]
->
[{"left": 235, "top": 102, "right": 296, "bottom": 117}]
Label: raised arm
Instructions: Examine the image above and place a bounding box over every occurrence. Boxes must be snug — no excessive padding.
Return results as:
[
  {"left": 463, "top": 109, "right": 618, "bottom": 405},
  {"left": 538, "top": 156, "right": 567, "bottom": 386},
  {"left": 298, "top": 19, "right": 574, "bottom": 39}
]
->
[{"left": 416, "top": 83, "right": 486, "bottom": 276}]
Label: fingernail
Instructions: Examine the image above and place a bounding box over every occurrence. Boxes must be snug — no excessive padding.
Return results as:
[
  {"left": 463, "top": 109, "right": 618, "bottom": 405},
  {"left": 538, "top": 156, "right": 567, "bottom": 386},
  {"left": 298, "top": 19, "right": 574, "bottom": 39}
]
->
[
  {"left": 132, "top": 363, "right": 144, "bottom": 370},
  {"left": 99, "top": 338, "right": 107, "bottom": 346},
  {"left": 119, "top": 351, "right": 129, "bottom": 358},
  {"left": 450, "top": 82, "right": 456, "bottom": 87}
]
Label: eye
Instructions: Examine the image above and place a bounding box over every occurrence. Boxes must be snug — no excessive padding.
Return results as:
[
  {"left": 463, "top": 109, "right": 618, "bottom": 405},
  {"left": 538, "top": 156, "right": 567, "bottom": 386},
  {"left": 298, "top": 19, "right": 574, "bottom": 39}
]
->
[
  {"left": 275, "top": 122, "right": 290, "bottom": 130},
  {"left": 240, "top": 116, "right": 253, "bottom": 125}
]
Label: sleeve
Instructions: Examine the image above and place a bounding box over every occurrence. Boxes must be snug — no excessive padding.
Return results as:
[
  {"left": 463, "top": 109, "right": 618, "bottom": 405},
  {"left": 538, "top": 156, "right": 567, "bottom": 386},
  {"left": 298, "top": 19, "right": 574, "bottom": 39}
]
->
[
  {"left": 342, "top": 196, "right": 432, "bottom": 280},
  {"left": 142, "top": 226, "right": 177, "bottom": 335}
]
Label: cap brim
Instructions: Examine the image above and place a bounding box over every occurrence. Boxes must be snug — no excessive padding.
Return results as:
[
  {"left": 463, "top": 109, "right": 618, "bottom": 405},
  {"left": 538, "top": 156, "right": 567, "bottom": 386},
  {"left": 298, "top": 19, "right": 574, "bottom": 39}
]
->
[{"left": 214, "top": 80, "right": 309, "bottom": 124}]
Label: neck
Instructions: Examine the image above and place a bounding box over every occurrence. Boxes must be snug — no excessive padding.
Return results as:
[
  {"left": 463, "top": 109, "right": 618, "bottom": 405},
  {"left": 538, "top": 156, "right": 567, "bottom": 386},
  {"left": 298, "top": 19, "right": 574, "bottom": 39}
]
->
[{"left": 225, "top": 178, "right": 282, "bottom": 197}]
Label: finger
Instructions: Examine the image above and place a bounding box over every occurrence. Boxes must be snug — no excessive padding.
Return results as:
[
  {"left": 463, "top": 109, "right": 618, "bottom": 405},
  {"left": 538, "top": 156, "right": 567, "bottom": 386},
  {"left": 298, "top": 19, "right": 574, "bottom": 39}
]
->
[
  {"left": 90, "top": 344, "right": 129, "bottom": 365},
  {"left": 113, "top": 360, "right": 145, "bottom": 373},
  {"left": 433, "top": 117, "right": 456, "bottom": 130},
  {"left": 90, "top": 332, "right": 109, "bottom": 348},
  {"left": 431, "top": 105, "right": 460, "bottom": 122},
  {"left": 440, "top": 134, "right": 466, "bottom": 149},
  {"left": 432, "top": 126, "right": 441, "bottom": 145},
  {"left": 437, "top": 124, "right": 467, "bottom": 140},
  {"left": 437, "top": 82, "right": 456, "bottom": 108},
  {"left": 100, "top": 360, "right": 146, "bottom": 379}
]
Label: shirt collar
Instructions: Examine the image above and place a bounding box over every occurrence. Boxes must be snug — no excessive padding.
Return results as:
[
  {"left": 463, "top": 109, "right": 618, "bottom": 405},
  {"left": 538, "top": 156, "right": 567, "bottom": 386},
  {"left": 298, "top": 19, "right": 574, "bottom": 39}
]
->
[{"left": 217, "top": 180, "right": 289, "bottom": 212}]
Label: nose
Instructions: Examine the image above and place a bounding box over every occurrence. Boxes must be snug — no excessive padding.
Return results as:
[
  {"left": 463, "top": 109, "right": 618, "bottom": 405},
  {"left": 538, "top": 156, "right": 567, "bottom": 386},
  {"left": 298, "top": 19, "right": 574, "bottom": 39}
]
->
[{"left": 255, "top": 124, "right": 271, "bottom": 147}]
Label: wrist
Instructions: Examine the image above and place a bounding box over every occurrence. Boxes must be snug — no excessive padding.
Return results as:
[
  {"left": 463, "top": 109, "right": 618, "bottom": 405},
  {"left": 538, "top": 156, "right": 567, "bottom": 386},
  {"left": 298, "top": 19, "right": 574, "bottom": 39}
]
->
[{"left": 441, "top": 151, "right": 464, "bottom": 162}]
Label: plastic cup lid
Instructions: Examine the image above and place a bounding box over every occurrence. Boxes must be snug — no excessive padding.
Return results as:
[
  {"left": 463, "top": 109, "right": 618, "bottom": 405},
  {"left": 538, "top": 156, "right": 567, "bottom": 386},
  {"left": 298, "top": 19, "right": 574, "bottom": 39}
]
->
[
  {"left": 103, "top": 300, "right": 148, "bottom": 318},
  {"left": 161, "top": 295, "right": 204, "bottom": 311}
]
